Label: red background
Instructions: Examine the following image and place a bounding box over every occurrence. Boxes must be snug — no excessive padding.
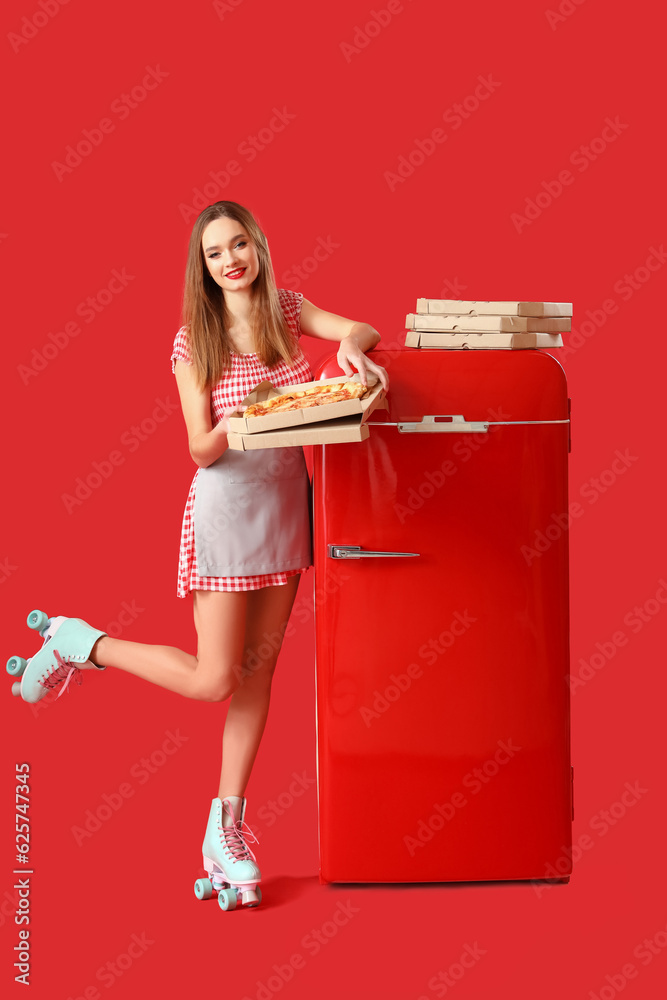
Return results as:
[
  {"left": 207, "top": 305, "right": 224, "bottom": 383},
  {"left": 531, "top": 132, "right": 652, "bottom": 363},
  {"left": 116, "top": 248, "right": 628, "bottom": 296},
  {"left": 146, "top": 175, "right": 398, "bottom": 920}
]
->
[{"left": 2, "top": 1, "right": 665, "bottom": 998}]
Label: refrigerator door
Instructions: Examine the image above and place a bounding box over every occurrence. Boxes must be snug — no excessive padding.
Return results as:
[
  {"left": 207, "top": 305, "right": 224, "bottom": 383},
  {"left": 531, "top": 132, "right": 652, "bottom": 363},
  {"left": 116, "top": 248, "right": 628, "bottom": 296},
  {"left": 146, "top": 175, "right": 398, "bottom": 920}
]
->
[{"left": 313, "top": 349, "right": 571, "bottom": 883}]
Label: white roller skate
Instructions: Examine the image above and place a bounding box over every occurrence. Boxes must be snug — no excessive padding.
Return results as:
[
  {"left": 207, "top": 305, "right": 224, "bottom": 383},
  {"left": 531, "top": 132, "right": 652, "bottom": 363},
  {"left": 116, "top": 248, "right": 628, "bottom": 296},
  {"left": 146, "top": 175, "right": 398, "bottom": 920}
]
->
[
  {"left": 6, "top": 610, "right": 107, "bottom": 704},
  {"left": 194, "top": 797, "right": 262, "bottom": 911}
]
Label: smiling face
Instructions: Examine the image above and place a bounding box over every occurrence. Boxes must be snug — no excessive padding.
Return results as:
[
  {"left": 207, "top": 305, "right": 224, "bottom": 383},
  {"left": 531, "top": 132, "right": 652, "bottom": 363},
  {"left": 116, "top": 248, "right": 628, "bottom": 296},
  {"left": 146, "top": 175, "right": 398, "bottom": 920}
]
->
[{"left": 201, "top": 216, "right": 260, "bottom": 292}]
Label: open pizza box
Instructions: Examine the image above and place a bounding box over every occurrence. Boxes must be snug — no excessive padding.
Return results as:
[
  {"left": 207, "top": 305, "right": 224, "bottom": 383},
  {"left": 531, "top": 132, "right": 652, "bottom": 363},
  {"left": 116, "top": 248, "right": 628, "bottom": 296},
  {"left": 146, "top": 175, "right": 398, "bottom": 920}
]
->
[
  {"left": 226, "top": 372, "right": 388, "bottom": 451},
  {"left": 227, "top": 373, "right": 386, "bottom": 435}
]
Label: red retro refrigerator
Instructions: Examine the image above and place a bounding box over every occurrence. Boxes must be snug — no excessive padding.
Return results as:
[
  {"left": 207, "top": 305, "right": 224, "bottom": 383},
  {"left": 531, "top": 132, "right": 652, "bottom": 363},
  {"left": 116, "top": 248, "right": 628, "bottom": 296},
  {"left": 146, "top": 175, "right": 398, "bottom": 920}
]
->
[{"left": 312, "top": 347, "right": 573, "bottom": 884}]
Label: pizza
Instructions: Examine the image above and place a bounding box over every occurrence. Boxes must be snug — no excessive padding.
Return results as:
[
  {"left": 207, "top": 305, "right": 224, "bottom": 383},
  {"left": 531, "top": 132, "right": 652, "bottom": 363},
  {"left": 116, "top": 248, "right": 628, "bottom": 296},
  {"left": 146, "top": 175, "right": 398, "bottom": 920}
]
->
[{"left": 244, "top": 380, "right": 369, "bottom": 417}]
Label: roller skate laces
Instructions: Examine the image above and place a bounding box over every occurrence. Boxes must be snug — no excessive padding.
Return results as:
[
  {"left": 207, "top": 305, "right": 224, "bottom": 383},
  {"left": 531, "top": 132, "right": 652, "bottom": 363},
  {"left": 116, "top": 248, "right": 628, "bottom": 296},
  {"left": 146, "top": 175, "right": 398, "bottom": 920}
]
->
[
  {"left": 41, "top": 649, "right": 84, "bottom": 699},
  {"left": 219, "top": 800, "right": 259, "bottom": 863}
]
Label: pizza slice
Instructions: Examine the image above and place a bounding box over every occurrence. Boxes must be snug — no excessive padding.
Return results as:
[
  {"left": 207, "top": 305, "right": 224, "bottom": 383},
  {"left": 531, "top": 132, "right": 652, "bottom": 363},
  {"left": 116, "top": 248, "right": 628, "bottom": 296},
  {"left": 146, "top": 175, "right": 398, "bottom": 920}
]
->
[
  {"left": 244, "top": 381, "right": 367, "bottom": 417},
  {"left": 268, "top": 383, "right": 347, "bottom": 412},
  {"left": 327, "top": 382, "right": 367, "bottom": 401},
  {"left": 244, "top": 393, "right": 297, "bottom": 417}
]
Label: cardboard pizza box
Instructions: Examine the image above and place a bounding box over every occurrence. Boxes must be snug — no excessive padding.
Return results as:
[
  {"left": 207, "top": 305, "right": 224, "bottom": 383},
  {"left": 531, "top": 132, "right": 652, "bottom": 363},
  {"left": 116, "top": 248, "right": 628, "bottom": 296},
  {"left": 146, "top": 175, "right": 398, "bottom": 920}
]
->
[
  {"left": 404, "top": 330, "right": 563, "bottom": 349},
  {"left": 226, "top": 415, "right": 371, "bottom": 451},
  {"left": 406, "top": 313, "right": 571, "bottom": 333},
  {"left": 416, "top": 299, "right": 573, "bottom": 317},
  {"left": 226, "top": 372, "right": 386, "bottom": 435}
]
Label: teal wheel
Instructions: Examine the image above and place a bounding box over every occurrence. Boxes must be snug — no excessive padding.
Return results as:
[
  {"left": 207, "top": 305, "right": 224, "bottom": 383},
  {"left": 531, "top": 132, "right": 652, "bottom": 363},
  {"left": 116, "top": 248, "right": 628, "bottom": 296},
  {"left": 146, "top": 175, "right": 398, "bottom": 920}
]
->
[
  {"left": 217, "top": 888, "right": 237, "bottom": 911},
  {"left": 194, "top": 878, "right": 213, "bottom": 900},
  {"left": 7, "top": 656, "right": 28, "bottom": 678},
  {"left": 27, "top": 610, "right": 49, "bottom": 632}
]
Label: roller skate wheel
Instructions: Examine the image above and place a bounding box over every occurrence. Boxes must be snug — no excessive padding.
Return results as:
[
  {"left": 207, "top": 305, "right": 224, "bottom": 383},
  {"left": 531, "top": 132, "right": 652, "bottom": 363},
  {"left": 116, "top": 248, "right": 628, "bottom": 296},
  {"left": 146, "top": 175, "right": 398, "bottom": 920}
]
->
[
  {"left": 11, "top": 681, "right": 22, "bottom": 697},
  {"left": 217, "top": 888, "right": 237, "bottom": 911},
  {"left": 241, "top": 888, "right": 260, "bottom": 907},
  {"left": 27, "top": 610, "right": 49, "bottom": 632},
  {"left": 194, "top": 878, "right": 213, "bottom": 900},
  {"left": 7, "top": 656, "right": 28, "bottom": 678}
]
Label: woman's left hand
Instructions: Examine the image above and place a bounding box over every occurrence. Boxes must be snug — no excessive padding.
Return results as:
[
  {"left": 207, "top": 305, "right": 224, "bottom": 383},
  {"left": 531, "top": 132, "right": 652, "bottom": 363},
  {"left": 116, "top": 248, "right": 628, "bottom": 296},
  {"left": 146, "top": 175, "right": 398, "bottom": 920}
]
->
[{"left": 337, "top": 337, "right": 389, "bottom": 391}]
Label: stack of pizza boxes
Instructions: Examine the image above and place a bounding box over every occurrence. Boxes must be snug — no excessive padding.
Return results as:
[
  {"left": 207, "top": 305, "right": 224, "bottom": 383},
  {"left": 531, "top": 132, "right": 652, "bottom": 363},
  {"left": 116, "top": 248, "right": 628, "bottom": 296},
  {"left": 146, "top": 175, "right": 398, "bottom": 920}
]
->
[
  {"left": 226, "top": 372, "right": 387, "bottom": 450},
  {"left": 404, "top": 300, "right": 572, "bottom": 349}
]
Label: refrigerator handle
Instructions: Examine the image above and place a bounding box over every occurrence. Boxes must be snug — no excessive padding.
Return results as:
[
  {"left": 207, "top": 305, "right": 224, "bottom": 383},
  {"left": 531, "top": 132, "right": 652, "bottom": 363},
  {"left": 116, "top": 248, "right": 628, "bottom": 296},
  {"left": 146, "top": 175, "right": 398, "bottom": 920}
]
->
[
  {"left": 397, "top": 415, "right": 489, "bottom": 434},
  {"left": 328, "top": 545, "right": 420, "bottom": 560},
  {"left": 568, "top": 398, "right": 572, "bottom": 452}
]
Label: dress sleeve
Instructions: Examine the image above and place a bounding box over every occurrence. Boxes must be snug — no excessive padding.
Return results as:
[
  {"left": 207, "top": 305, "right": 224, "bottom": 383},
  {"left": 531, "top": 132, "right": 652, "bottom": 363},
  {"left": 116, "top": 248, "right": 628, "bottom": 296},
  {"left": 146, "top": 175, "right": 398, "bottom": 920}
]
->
[
  {"left": 171, "top": 327, "right": 193, "bottom": 374},
  {"left": 277, "top": 288, "right": 304, "bottom": 339}
]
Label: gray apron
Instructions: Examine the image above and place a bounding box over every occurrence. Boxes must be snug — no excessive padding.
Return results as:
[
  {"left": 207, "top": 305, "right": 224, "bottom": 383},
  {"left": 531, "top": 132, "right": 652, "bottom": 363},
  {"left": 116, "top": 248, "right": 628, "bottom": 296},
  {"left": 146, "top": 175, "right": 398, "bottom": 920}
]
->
[{"left": 193, "top": 445, "right": 312, "bottom": 577}]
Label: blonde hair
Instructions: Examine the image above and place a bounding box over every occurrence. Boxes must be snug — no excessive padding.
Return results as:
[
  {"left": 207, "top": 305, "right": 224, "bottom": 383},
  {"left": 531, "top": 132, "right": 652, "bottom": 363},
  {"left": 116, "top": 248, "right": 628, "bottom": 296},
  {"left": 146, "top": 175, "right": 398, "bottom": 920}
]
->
[{"left": 182, "top": 201, "right": 300, "bottom": 390}]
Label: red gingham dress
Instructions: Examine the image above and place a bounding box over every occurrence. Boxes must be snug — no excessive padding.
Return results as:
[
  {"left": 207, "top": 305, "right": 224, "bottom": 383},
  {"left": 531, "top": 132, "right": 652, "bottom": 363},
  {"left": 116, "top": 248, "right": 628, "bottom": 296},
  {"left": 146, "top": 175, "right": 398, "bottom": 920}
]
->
[{"left": 170, "top": 287, "right": 314, "bottom": 598}]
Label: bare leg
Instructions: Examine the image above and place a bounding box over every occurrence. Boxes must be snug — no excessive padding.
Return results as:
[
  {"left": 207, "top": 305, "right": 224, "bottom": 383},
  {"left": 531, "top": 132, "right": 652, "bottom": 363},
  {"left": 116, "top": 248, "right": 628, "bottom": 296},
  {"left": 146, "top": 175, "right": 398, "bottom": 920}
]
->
[
  {"left": 217, "top": 575, "right": 301, "bottom": 799},
  {"left": 89, "top": 590, "right": 248, "bottom": 702}
]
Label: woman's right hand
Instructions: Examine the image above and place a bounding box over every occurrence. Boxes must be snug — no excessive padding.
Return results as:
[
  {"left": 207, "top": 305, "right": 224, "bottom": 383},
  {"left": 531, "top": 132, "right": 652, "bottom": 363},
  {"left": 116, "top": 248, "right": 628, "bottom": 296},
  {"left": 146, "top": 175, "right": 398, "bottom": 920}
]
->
[{"left": 216, "top": 404, "right": 246, "bottom": 436}]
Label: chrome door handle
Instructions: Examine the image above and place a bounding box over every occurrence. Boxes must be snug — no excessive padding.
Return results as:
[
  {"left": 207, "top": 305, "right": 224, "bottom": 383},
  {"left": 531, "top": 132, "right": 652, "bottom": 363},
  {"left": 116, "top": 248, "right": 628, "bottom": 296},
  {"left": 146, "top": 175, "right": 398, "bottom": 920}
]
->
[{"left": 328, "top": 544, "right": 420, "bottom": 559}]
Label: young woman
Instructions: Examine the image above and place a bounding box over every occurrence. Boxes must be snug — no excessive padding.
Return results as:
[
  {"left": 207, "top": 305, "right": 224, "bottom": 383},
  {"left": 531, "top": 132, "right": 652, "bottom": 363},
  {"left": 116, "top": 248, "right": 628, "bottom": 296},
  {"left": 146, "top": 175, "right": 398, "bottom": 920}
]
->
[{"left": 8, "top": 200, "right": 389, "bottom": 910}]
